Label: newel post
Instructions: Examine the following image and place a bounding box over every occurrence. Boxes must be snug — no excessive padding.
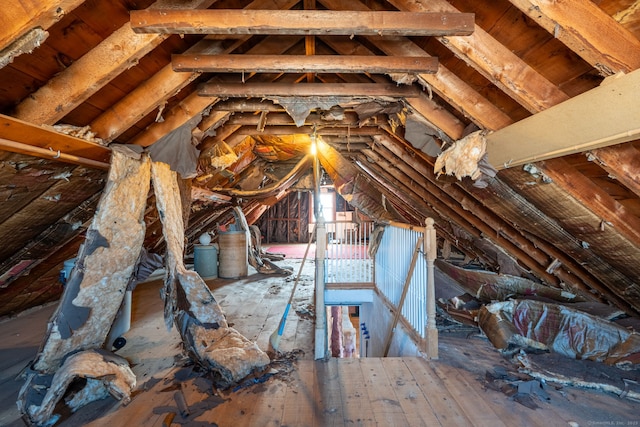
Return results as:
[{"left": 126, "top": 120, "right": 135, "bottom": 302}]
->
[{"left": 424, "top": 217, "right": 438, "bottom": 359}]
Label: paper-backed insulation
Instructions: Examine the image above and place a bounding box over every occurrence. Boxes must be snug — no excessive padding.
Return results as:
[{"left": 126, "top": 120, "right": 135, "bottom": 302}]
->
[
  {"left": 478, "top": 299, "right": 640, "bottom": 366},
  {"left": 151, "top": 161, "right": 269, "bottom": 385},
  {"left": 33, "top": 148, "right": 150, "bottom": 372}
]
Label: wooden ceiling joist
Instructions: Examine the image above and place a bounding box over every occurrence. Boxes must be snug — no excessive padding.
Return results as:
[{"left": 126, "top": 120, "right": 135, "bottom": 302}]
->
[
  {"left": 225, "top": 111, "right": 362, "bottom": 126},
  {"left": 234, "top": 125, "right": 378, "bottom": 136},
  {"left": 199, "top": 83, "right": 419, "bottom": 97},
  {"left": 172, "top": 54, "right": 438, "bottom": 74},
  {"left": 130, "top": 10, "right": 475, "bottom": 37}
]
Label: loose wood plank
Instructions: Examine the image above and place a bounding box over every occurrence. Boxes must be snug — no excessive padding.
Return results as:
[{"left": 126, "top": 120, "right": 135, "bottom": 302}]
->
[{"left": 0, "top": 114, "right": 111, "bottom": 167}]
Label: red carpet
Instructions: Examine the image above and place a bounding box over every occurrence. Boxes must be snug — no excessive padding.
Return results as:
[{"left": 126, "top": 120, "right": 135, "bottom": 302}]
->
[
  {"left": 265, "top": 244, "right": 316, "bottom": 259},
  {"left": 265, "top": 244, "right": 369, "bottom": 259}
]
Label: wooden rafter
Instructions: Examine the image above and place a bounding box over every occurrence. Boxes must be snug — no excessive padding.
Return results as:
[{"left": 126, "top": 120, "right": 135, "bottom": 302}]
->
[
  {"left": 0, "top": 0, "right": 83, "bottom": 52},
  {"left": 13, "top": 0, "right": 219, "bottom": 126},
  {"left": 387, "top": 0, "right": 570, "bottom": 113},
  {"left": 130, "top": 10, "right": 475, "bottom": 37},
  {"left": 172, "top": 54, "right": 438, "bottom": 74},
  {"left": 588, "top": 144, "right": 640, "bottom": 198},
  {"left": 507, "top": 0, "right": 640, "bottom": 75},
  {"left": 129, "top": 91, "right": 217, "bottom": 148},
  {"left": 199, "top": 83, "right": 419, "bottom": 97},
  {"left": 89, "top": 0, "right": 300, "bottom": 142}
]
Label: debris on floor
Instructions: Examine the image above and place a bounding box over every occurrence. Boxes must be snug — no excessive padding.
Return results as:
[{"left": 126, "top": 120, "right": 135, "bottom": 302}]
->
[
  {"left": 17, "top": 349, "right": 136, "bottom": 426},
  {"left": 478, "top": 299, "right": 640, "bottom": 366},
  {"left": 434, "top": 258, "right": 640, "bottom": 405}
]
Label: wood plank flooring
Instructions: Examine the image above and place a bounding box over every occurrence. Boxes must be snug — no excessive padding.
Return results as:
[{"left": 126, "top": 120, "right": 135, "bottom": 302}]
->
[{"left": 1, "top": 259, "right": 639, "bottom": 426}]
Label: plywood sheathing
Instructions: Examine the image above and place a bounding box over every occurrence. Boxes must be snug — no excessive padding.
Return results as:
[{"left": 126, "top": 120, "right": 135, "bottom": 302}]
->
[{"left": 0, "top": 192, "right": 103, "bottom": 317}]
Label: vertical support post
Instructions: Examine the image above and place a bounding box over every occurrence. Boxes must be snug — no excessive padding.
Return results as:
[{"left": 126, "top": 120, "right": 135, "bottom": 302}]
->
[
  {"left": 314, "top": 209, "right": 327, "bottom": 359},
  {"left": 424, "top": 217, "right": 438, "bottom": 359},
  {"left": 312, "top": 133, "right": 328, "bottom": 359}
]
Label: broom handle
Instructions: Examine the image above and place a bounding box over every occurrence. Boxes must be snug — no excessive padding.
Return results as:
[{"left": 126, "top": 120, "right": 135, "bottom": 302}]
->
[{"left": 286, "top": 224, "right": 317, "bottom": 306}]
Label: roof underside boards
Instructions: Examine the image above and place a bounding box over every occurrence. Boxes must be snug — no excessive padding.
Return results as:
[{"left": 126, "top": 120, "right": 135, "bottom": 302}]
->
[{"left": 0, "top": 0, "right": 639, "bottom": 318}]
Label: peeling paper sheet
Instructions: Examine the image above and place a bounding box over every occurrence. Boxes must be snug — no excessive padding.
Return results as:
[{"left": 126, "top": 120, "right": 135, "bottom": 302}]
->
[{"left": 273, "top": 96, "right": 353, "bottom": 127}]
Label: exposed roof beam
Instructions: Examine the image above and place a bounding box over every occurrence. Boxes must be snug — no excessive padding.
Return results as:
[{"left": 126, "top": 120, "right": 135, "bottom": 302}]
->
[
  {"left": 13, "top": 0, "right": 219, "bottom": 126},
  {"left": 588, "top": 144, "right": 640, "bottom": 198},
  {"left": 0, "top": 0, "right": 83, "bottom": 52},
  {"left": 487, "top": 69, "right": 640, "bottom": 169},
  {"left": 405, "top": 92, "right": 465, "bottom": 140},
  {"left": 225, "top": 112, "right": 363, "bottom": 126},
  {"left": 507, "top": 0, "right": 640, "bottom": 75},
  {"left": 131, "top": 10, "right": 475, "bottom": 37},
  {"left": 129, "top": 91, "right": 217, "bottom": 147},
  {"left": 213, "top": 99, "right": 286, "bottom": 112},
  {"left": 90, "top": 0, "right": 301, "bottom": 142},
  {"left": 388, "top": 0, "right": 569, "bottom": 113},
  {"left": 0, "top": 114, "right": 110, "bottom": 169},
  {"left": 172, "top": 54, "right": 438, "bottom": 74},
  {"left": 199, "top": 83, "right": 418, "bottom": 97},
  {"left": 234, "top": 125, "right": 379, "bottom": 136}
]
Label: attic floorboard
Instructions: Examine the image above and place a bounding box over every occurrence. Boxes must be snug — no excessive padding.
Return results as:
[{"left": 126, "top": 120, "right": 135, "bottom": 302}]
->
[{"left": 1, "top": 257, "right": 639, "bottom": 426}]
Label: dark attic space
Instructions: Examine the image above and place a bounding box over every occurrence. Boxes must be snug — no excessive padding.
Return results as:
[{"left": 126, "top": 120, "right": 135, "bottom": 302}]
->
[{"left": 1, "top": 0, "right": 640, "bottom": 426}]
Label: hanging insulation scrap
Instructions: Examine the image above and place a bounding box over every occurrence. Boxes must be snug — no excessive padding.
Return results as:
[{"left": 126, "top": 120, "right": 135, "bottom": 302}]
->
[{"left": 434, "top": 130, "right": 488, "bottom": 180}]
